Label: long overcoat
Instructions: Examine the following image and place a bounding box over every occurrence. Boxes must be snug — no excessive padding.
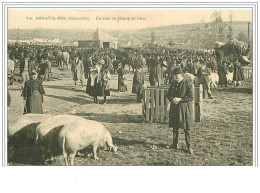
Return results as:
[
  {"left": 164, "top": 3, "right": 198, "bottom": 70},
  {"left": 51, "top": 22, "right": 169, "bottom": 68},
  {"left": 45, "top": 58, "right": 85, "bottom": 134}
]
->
[
  {"left": 233, "top": 62, "right": 245, "bottom": 81},
  {"left": 22, "top": 79, "right": 45, "bottom": 114},
  {"left": 72, "top": 59, "right": 84, "bottom": 81},
  {"left": 197, "top": 66, "right": 211, "bottom": 90},
  {"left": 132, "top": 70, "right": 144, "bottom": 94},
  {"left": 166, "top": 79, "right": 194, "bottom": 129}
]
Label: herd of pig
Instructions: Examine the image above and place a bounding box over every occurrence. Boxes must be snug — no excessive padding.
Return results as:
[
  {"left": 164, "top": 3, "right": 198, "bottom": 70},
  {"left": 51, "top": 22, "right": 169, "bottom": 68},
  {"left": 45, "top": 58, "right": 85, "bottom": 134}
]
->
[{"left": 8, "top": 114, "right": 118, "bottom": 165}]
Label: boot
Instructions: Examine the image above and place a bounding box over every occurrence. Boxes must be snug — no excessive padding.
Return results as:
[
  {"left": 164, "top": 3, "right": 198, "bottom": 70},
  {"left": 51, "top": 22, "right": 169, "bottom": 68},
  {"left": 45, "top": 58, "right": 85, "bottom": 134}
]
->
[
  {"left": 170, "top": 129, "right": 179, "bottom": 149},
  {"left": 208, "top": 91, "right": 213, "bottom": 99},
  {"left": 203, "top": 90, "right": 206, "bottom": 99},
  {"left": 185, "top": 131, "right": 193, "bottom": 154}
]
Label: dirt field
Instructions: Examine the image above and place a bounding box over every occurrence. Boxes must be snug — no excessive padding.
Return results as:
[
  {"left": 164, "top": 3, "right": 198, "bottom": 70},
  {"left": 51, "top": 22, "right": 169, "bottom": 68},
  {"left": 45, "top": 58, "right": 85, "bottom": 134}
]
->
[{"left": 7, "top": 65, "right": 253, "bottom": 166}]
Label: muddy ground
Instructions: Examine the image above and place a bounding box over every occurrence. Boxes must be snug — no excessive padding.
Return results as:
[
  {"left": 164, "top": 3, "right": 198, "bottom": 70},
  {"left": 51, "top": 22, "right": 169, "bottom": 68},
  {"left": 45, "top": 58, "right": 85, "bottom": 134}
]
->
[{"left": 7, "top": 65, "right": 253, "bottom": 166}]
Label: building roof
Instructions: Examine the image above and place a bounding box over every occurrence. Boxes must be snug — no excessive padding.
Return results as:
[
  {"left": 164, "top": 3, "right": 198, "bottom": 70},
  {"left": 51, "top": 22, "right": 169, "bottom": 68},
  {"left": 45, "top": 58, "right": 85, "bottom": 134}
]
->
[{"left": 79, "top": 28, "right": 117, "bottom": 42}]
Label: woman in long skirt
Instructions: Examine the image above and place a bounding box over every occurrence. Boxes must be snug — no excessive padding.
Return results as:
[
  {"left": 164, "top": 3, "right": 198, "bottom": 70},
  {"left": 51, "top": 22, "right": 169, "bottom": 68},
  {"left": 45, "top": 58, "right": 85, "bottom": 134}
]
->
[
  {"left": 218, "top": 61, "right": 228, "bottom": 87},
  {"left": 233, "top": 60, "right": 245, "bottom": 87},
  {"left": 22, "top": 70, "right": 45, "bottom": 114}
]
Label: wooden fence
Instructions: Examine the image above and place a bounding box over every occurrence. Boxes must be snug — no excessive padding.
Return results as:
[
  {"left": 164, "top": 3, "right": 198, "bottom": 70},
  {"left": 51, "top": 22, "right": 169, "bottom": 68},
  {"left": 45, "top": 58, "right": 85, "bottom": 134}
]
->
[
  {"left": 142, "top": 85, "right": 203, "bottom": 123},
  {"left": 244, "top": 66, "right": 252, "bottom": 80}
]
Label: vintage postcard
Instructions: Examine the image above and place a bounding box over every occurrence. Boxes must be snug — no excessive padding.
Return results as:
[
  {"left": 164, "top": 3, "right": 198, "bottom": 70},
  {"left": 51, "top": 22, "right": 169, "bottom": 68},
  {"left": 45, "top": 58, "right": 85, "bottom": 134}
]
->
[{"left": 2, "top": 3, "right": 256, "bottom": 168}]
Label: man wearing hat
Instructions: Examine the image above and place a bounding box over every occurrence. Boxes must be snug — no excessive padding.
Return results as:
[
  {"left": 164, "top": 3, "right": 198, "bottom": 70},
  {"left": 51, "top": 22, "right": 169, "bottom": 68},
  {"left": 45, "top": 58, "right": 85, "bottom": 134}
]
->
[
  {"left": 117, "top": 62, "right": 127, "bottom": 92},
  {"left": 197, "top": 62, "right": 214, "bottom": 99},
  {"left": 20, "top": 53, "right": 30, "bottom": 86},
  {"left": 132, "top": 65, "right": 144, "bottom": 103},
  {"left": 166, "top": 67, "right": 194, "bottom": 154}
]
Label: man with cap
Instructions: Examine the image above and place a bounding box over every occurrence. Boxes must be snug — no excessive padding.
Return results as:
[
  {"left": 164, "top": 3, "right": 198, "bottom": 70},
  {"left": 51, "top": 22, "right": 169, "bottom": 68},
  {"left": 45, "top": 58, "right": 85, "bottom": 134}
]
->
[
  {"left": 132, "top": 65, "right": 144, "bottom": 103},
  {"left": 197, "top": 62, "right": 214, "bottom": 99},
  {"left": 166, "top": 67, "right": 194, "bottom": 154}
]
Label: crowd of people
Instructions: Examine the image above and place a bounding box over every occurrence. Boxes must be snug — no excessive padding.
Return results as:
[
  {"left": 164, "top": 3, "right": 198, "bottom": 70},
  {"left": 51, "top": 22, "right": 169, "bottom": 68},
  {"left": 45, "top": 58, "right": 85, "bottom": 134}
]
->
[{"left": 7, "top": 43, "right": 247, "bottom": 154}]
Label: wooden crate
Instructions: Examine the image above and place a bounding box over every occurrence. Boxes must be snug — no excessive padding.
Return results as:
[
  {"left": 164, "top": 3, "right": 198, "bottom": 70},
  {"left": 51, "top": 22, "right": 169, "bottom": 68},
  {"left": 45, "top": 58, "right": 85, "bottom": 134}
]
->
[
  {"left": 142, "top": 86, "right": 170, "bottom": 123},
  {"left": 142, "top": 84, "right": 203, "bottom": 123}
]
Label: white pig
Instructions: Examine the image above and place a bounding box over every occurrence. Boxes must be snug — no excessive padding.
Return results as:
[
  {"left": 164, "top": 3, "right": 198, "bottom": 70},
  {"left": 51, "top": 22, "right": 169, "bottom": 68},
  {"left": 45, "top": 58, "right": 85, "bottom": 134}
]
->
[
  {"left": 58, "top": 119, "right": 117, "bottom": 166},
  {"left": 35, "top": 114, "right": 86, "bottom": 163}
]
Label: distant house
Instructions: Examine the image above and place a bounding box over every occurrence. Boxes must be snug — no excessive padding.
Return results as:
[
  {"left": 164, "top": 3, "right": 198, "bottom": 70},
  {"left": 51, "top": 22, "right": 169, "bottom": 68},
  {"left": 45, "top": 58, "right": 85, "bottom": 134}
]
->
[
  {"left": 33, "top": 38, "right": 48, "bottom": 43},
  {"left": 78, "top": 28, "right": 118, "bottom": 49},
  {"left": 48, "top": 38, "right": 61, "bottom": 44},
  {"left": 8, "top": 39, "right": 32, "bottom": 44}
]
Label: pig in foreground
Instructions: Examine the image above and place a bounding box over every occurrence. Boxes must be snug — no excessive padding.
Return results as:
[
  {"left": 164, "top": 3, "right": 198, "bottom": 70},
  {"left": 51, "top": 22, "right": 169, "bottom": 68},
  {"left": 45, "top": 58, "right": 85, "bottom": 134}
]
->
[
  {"left": 8, "top": 114, "right": 52, "bottom": 161},
  {"left": 58, "top": 119, "right": 118, "bottom": 166},
  {"left": 35, "top": 114, "right": 86, "bottom": 163}
]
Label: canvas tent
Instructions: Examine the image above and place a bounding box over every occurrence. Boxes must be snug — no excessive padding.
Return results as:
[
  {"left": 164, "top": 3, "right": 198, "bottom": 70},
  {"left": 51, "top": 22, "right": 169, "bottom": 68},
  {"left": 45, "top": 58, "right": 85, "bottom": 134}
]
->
[{"left": 78, "top": 28, "right": 118, "bottom": 49}]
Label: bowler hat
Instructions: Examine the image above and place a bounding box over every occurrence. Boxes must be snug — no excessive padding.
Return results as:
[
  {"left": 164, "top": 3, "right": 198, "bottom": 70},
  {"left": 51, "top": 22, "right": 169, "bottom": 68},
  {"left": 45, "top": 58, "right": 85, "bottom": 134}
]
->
[{"left": 172, "top": 67, "right": 182, "bottom": 75}]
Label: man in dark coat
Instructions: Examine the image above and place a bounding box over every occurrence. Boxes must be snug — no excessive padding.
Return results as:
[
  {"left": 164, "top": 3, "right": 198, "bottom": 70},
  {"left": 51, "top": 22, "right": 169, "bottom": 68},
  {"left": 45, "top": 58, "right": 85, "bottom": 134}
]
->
[
  {"left": 132, "top": 66, "right": 144, "bottom": 103},
  {"left": 20, "top": 54, "right": 30, "bottom": 85},
  {"left": 197, "top": 62, "right": 214, "bottom": 99},
  {"left": 117, "top": 63, "right": 127, "bottom": 92},
  {"left": 166, "top": 67, "right": 194, "bottom": 154}
]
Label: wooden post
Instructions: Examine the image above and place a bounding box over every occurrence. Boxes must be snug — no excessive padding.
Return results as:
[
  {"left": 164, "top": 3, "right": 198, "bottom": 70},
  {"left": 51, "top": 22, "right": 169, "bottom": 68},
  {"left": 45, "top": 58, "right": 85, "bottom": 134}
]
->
[
  {"left": 145, "top": 89, "right": 150, "bottom": 122},
  {"left": 192, "top": 84, "right": 195, "bottom": 117},
  {"left": 142, "top": 89, "right": 145, "bottom": 122},
  {"left": 160, "top": 89, "right": 165, "bottom": 123},
  {"left": 165, "top": 90, "right": 169, "bottom": 123},
  {"left": 150, "top": 89, "right": 155, "bottom": 122},
  {"left": 194, "top": 85, "right": 203, "bottom": 122},
  {"left": 155, "top": 89, "right": 160, "bottom": 122}
]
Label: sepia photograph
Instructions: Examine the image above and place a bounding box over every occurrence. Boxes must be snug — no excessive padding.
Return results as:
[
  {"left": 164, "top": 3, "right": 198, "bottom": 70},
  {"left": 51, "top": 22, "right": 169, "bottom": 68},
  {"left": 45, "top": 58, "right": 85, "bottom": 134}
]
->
[{"left": 3, "top": 3, "right": 256, "bottom": 167}]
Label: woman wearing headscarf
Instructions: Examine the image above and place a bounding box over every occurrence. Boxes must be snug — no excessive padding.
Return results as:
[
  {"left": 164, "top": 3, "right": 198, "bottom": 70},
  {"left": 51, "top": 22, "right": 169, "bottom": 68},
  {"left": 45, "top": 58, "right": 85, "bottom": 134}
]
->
[
  {"left": 72, "top": 52, "right": 84, "bottom": 89},
  {"left": 86, "top": 67, "right": 99, "bottom": 103},
  {"left": 233, "top": 60, "right": 245, "bottom": 87},
  {"left": 218, "top": 61, "right": 228, "bottom": 87},
  {"left": 22, "top": 70, "right": 45, "bottom": 114}
]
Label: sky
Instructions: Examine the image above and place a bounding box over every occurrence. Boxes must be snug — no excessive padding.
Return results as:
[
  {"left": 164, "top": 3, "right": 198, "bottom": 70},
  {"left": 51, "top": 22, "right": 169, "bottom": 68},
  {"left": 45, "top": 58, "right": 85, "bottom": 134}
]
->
[{"left": 8, "top": 9, "right": 252, "bottom": 30}]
